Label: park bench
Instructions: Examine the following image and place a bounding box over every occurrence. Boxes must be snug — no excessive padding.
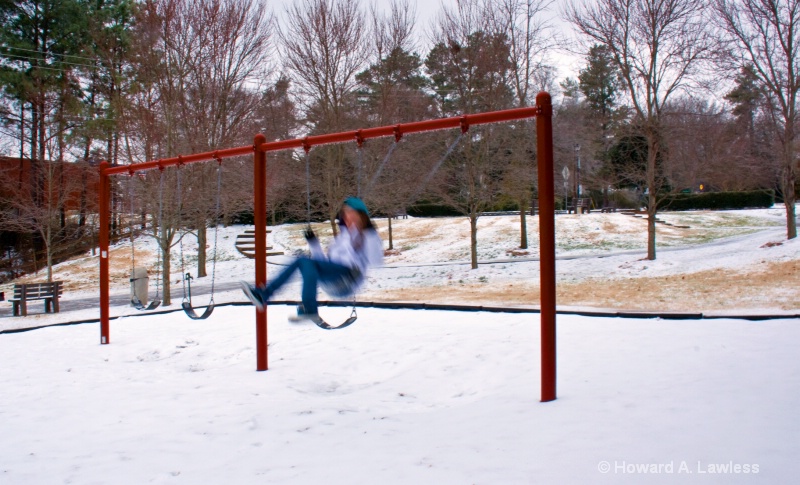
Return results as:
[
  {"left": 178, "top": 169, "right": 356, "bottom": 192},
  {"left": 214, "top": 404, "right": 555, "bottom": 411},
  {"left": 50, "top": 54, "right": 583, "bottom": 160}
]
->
[
  {"left": 9, "top": 281, "right": 63, "bottom": 316},
  {"left": 568, "top": 198, "right": 591, "bottom": 214}
]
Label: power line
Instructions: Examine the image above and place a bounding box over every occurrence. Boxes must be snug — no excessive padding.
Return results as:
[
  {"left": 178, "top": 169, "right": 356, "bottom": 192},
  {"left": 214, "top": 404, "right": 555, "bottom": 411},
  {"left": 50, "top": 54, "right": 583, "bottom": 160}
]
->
[
  {"left": 0, "top": 51, "right": 102, "bottom": 71},
  {"left": 1, "top": 45, "right": 105, "bottom": 63}
]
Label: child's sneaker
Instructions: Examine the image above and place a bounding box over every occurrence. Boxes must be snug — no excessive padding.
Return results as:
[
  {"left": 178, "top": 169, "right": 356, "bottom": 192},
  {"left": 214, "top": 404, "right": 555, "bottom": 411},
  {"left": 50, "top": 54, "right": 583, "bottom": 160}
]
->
[
  {"left": 288, "top": 305, "right": 322, "bottom": 324},
  {"left": 239, "top": 281, "right": 265, "bottom": 310}
]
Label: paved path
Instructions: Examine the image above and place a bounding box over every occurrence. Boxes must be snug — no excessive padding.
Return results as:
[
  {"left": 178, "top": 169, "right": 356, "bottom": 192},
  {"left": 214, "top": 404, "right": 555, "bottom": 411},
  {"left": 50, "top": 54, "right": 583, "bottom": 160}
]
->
[{"left": 0, "top": 280, "right": 244, "bottom": 319}]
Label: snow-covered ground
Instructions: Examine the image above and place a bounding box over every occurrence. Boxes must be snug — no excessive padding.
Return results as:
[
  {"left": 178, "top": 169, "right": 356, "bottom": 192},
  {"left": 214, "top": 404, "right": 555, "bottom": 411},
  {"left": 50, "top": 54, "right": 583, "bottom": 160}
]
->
[
  {"left": 1, "top": 306, "right": 798, "bottom": 484},
  {"left": 1, "top": 207, "right": 798, "bottom": 484}
]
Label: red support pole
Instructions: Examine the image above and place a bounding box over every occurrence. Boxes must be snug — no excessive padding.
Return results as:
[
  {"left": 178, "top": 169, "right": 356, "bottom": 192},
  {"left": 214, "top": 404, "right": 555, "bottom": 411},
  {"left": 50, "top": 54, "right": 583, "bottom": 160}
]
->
[
  {"left": 253, "top": 134, "right": 268, "bottom": 371},
  {"left": 536, "top": 92, "right": 557, "bottom": 402},
  {"left": 99, "top": 162, "right": 111, "bottom": 344}
]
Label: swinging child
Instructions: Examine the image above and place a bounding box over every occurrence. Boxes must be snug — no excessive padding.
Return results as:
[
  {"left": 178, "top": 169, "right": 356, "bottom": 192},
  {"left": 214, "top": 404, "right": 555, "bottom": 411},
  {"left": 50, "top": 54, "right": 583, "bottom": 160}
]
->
[{"left": 240, "top": 197, "right": 383, "bottom": 324}]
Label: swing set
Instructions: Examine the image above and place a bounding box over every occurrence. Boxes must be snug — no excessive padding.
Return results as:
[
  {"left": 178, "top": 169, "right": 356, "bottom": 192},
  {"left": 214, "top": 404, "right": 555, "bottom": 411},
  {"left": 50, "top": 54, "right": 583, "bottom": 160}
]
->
[
  {"left": 98, "top": 92, "right": 557, "bottom": 402},
  {"left": 122, "top": 160, "right": 222, "bottom": 319}
]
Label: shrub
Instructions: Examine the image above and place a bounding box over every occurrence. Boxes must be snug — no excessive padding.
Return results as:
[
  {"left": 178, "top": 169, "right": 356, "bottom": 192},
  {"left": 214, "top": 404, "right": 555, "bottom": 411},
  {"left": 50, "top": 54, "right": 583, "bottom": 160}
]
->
[
  {"left": 407, "top": 203, "right": 462, "bottom": 217},
  {"left": 659, "top": 190, "right": 774, "bottom": 211}
]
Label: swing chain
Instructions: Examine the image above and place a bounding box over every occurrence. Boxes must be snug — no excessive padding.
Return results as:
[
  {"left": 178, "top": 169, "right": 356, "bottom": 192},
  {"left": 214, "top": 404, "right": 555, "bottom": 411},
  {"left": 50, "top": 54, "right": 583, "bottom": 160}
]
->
[
  {"left": 355, "top": 131, "right": 365, "bottom": 197},
  {"left": 408, "top": 131, "right": 466, "bottom": 204},
  {"left": 177, "top": 167, "right": 189, "bottom": 303},
  {"left": 153, "top": 169, "right": 164, "bottom": 298},
  {"left": 365, "top": 138, "right": 400, "bottom": 197},
  {"left": 128, "top": 174, "right": 136, "bottom": 273},
  {"left": 209, "top": 160, "right": 223, "bottom": 304},
  {"left": 303, "top": 140, "right": 312, "bottom": 226}
]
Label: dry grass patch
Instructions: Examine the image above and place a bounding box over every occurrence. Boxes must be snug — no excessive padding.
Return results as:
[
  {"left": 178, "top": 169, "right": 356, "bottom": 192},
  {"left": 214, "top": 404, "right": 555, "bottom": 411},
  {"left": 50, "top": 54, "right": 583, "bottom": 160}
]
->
[
  {"left": 370, "top": 259, "right": 799, "bottom": 312},
  {"left": 388, "top": 219, "right": 448, "bottom": 241}
]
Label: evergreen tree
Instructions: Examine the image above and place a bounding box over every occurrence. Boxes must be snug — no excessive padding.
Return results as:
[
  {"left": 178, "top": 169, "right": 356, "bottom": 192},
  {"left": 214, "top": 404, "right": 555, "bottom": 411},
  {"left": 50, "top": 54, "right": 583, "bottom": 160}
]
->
[
  {"left": 0, "top": 0, "right": 94, "bottom": 280},
  {"left": 576, "top": 44, "right": 625, "bottom": 204},
  {"left": 724, "top": 65, "right": 763, "bottom": 140},
  {"left": 0, "top": 0, "right": 90, "bottom": 163},
  {"left": 425, "top": 31, "right": 514, "bottom": 116},
  {"left": 81, "top": 0, "right": 137, "bottom": 167},
  {"left": 578, "top": 44, "right": 622, "bottom": 131},
  {"left": 356, "top": 46, "right": 431, "bottom": 124}
]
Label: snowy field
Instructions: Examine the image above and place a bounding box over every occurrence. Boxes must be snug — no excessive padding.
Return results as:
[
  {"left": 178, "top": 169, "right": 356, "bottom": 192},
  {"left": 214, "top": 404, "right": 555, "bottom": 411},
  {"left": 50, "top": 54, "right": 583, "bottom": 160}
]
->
[
  {"left": 1, "top": 207, "right": 798, "bottom": 483},
  {"left": 1, "top": 306, "right": 798, "bottom": 484}
]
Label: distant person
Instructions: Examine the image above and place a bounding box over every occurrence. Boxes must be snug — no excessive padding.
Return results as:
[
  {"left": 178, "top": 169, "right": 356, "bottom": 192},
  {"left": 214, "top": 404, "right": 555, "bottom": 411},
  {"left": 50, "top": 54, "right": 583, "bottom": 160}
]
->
[{"left": 240, "top": 197, "right": 383, "bottom": 324}]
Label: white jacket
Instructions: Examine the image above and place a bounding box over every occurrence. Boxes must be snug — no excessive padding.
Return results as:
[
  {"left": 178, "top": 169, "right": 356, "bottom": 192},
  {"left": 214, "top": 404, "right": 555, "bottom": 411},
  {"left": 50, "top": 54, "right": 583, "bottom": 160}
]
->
[{"left": 308, "top": 225, "right": 383, "bottom": 293}]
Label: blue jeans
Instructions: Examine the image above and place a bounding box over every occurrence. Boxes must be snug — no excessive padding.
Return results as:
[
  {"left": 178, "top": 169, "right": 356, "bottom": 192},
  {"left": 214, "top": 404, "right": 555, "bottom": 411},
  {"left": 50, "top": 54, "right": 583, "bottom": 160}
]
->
[{"left": 253, "top": 257, "right": 358, "bottom": 314}]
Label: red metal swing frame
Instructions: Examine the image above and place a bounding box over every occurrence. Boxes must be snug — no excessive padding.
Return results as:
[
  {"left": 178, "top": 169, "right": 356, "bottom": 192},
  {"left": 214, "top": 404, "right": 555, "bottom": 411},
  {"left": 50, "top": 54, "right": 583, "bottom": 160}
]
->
[{"left": 98, "top": 91, "right": 557, "bottom": 402}]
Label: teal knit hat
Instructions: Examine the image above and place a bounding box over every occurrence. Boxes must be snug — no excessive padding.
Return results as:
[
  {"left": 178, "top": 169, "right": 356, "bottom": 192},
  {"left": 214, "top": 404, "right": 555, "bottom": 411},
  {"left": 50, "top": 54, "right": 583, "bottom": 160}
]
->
[{"left": 343, "top": 197, "right": 369, "bottom": 217}]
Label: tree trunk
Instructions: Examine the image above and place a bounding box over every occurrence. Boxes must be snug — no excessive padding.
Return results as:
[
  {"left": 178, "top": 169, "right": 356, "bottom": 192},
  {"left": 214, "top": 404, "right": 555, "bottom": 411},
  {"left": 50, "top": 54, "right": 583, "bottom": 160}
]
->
[
  {"left": 519, "top": 198, "right": 528, "bottom": 249},
  {"left": 45, "top": 226, "right": 53, "bottom": 283},
  {"left": 197, "top": 225, "right": 207, "bottom": 278},
  {"left": 646, "top": 130, "right": 659, "bottom": 260},
  {"left": 19, "top": 104, "right": 25, "bottom": 162},
  {"left": 160, "top": 231, "right": 172, "bottom": 306},
  {"left": 470, "top": 212, "right": 479, "bottom": 269},
  {"left": 647, "top": 201, "right": 657, "bottom": 261},
  {"left": 783, "top": 125, "right": 798, "bottom": 239},
  {"left": 79, "top": 173, "right": 87, "bottom": 228},
  {"left": 784, "top": 176, "right": 797, "bottom": 240},
  {"left": 329, "top": 217, "right": 338, "bottom": 235},
  {"left": 387, "top": 216, "right": 394, "bottom": 250},
  {"left": 58, "top": 79, "right": 67, "bottom": 230}
]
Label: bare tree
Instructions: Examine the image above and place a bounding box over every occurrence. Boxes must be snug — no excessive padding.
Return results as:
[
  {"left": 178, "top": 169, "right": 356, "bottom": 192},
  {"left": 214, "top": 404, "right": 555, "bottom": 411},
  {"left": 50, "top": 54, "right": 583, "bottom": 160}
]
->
[
  {"left": 280, "top": 0, "right": 368, "bottom": 231},
  {"left": 0, "top": 159, "right": 83, "bottom": 281},
  {"left": 121, "top": 0, "right": 273, "bottom": 304},
  {"left": 427, "top": 0, "right": 515, "bottom": 268},
  {"left": 489, "top": 0, "right": 555, "bottom": 249},
  {"left": 714, "top": 0, "right": 799, "bottom": 240},
  {"left": 663, "top": 98, "right": 773, "bottom": 192},
  {"left": 177, "top": 0, "right": 273, "bottom": 278},
  {"left": 565, "top": 0, "right": 716, "bottom": 259},
  {"left": 357, "top": 0, "right": 435, "bottom": 247},
  {"left": 370, "top": 0, "right": 417, "bottom": 60}
]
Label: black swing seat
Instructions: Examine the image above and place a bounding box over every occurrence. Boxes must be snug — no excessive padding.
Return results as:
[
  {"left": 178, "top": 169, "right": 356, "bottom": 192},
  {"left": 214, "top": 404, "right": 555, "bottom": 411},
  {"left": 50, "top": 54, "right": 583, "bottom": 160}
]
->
[
  {"left": 310, "top": 307, "right": 358, "bottom": 330},
  {"left": 313, "top": 313, "right": 357, "bottom": 330},
  {"left": 182, "top": 301, "right": 215, "bottom": 320},
  {"left": 131, "top": 295, "right": 161, "bottom": 311}
]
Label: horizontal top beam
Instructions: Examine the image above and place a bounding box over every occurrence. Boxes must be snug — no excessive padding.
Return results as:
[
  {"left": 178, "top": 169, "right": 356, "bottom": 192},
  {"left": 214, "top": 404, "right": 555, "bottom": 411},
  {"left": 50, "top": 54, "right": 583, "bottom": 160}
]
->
[
  {"left": 102, "top": 144, "right": 254, "bottom": 176},
  {"left": 103, "top": 104, "right": 542, "bottom": 177},
  {"left": 262, "top": 106, "right": 539, "bottom": 153}
]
